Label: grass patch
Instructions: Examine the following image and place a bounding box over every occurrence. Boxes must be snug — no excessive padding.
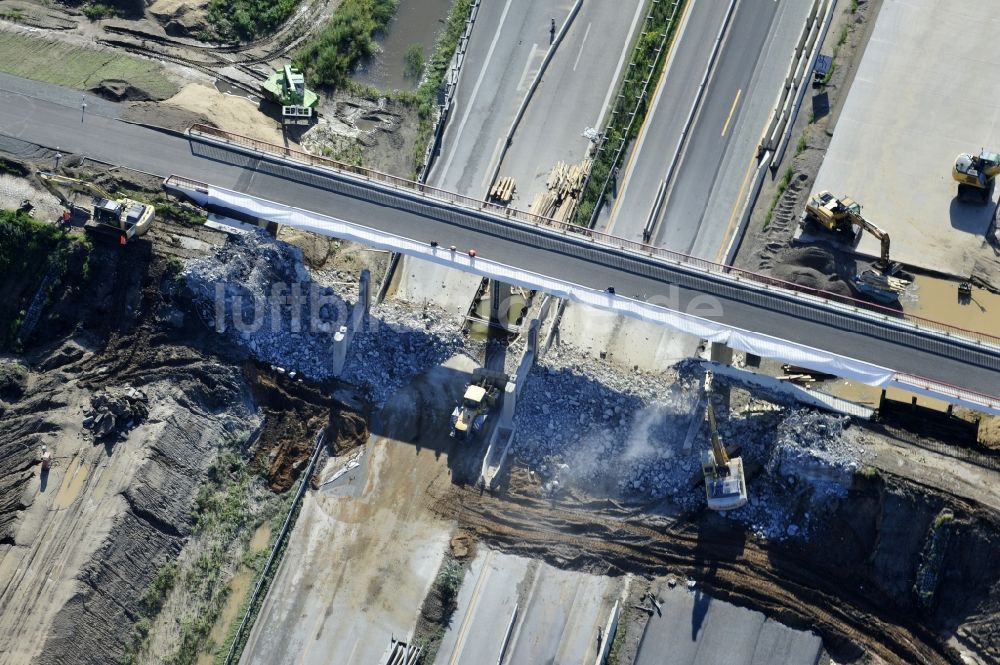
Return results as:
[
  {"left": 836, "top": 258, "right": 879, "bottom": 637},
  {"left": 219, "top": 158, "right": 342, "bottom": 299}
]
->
[
  {"left": 837, "top": 23, "right": 850, "bottom": 46},
  {"left": 573, "top": 0, "right": 689, "bottom": 225},
  {"left": 1, "top": 7, "right": 24, "bottom": 21},
  {"left": 404, "top": 44, "right": 425, "bottom": 80},
  {"left": 0, "top": 360, "right": 28, "bottom": 400},
  {"left": 857, "top": 465, "right": 879, "bottom": 479},
  {"left": 206, "top": 0, "right": 300, "bottom": 42},
  {"left": 411, "top": 0, "right": 472, "bottom": 176},
  {"left": 762, "top": 166, "right": 794, "bottom": 231},
  {"left": 795, "top": 135, "right": 807, "bottom": 157},
  {"left": 82, "top": 2, "right": 116, "bottom": 20},
  {"left": 0, "top": 209, "right": 75, "bottom": 349},
  {"left": 122, "top": 434, "right": 293, "bottom": 665},
  {"left": 413, "top": 554, "right": 466, "bottom": 664},
  {"left": 0, "top": 31, "right": 177, "bottom": 99},
  {"left": 850, "top": 0, "right": 859, "bottom": 13},
  {"left": 295, "top": 0, "right": 398, "bottom": 89}
]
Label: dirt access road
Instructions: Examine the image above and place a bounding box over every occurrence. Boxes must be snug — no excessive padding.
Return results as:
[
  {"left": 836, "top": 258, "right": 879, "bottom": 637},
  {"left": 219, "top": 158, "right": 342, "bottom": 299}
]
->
[{"left": 240, "top": 355, "right": 487, "bottom": 664}]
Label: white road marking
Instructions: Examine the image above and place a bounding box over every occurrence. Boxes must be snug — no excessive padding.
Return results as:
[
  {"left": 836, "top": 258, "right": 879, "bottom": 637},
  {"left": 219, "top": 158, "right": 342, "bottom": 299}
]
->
[
  {"left": 573, "top": 22, "right": 592, "bottom": 71},
  {"left": 436, "top": 0, "right": 516, "bottom": 179},
  {"left": 516, "top": 44, "right": 544, "bottom": 92},
  {"left": 482, "top": 136, "right": 507, "bottom": 192}
]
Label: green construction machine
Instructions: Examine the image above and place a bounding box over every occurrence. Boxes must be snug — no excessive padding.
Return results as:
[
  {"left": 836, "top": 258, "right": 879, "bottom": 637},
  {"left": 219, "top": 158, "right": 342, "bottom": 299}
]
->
[{"left": 261, "top": 65, "right": 319, "bottom": 123}]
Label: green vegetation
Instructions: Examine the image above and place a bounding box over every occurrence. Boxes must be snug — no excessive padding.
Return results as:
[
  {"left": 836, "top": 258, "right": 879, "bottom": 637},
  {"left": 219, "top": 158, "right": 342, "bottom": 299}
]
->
[
  {"left": 414, "top": 555, "right": 466, "bottom": 665},
  {"left": 82, "top": 2, "right": 116, "bottom": 20},
  {"left": 409, "top": 0, "right": 471, "bottom": 175},
  {"left": 850, "top": 0, "right": 859, "bottom": 13},
  {"left": 0, "top": 158, "right": 29, "bottom": 178},
  {"left": 574, "top": 0, "right": 688, "bottom": 225},
  {"left": 605, "top": 611, "right": 627, "bottom": 665},
  {"left": 1, "top": 7, "right": 24, "bottom": 22},
  {"left": 837, "top": 23, "right": 850, "bottom": 46},
  {"left": 123, "top": 435, "right": 293, "bottom": 665},
  {"left": 206, "top": 0, "right": 300, "bottom": 42},
  {"left": 932, "top": 510, "right": 955, "bottom": 530},
  {"left": 295, "top": 0, "right": 398, "bottom": 89},
  {"left": 762, "top": 166, "right": 794, "bottom": 230},
  {"left": 404, "top": 44, "right": 425, "bottom": 80},
  {"left": 0, "top": 361, "right": 28, "bottom": 400},
  {"left": 795, "top": 135, "right": 807, "bottom": 157},
  {"left": 0, "top": 31, "right": 177, "bottom": 100},
  {"left": 858, "top": 465, "right": 879, "bottom": 479},
  {"left": 0, "top": 210, "right": 74, "bottom": 349}
]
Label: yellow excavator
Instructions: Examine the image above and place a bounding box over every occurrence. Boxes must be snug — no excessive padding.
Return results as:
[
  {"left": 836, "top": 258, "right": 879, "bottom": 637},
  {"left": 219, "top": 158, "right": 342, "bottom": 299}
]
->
[
  {"left": 801, "top": 191, "right": 911, "bottom": 303},
  {"left": 801, "top": 191, "right": 893, "bottom": 268},
  {"left": 37, "top": 172, "right": 155, "bottom": 242},
  {"left": 701, "top": 393, "right": 747, "bottom": 511},
  {"left": 952, "top": 149, "right": 1000, "bottom": 203}
]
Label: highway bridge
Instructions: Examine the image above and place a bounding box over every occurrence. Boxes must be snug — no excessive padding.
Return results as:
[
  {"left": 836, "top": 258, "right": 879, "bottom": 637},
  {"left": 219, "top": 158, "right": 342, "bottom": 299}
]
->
[
  {"left": 164, "top": 126, "right": 1000, "bottom": 414},
  {"left": 0, "top": 76, "right": 995, "bottom": 411}
]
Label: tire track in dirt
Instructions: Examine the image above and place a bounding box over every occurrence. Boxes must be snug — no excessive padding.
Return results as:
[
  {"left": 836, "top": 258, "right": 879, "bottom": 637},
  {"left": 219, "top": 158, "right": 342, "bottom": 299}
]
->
[{"left": 429, "top": 474, "right": 958, "bottom": 665}]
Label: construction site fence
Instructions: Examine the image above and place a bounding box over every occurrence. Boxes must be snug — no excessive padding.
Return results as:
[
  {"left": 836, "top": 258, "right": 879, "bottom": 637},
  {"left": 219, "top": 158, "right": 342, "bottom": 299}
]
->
[{"left": 184, "top": 124, "right": 1000, "bottom": 352}]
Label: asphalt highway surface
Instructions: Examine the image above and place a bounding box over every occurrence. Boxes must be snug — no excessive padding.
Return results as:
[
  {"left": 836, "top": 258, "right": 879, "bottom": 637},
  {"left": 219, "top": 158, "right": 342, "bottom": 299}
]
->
[{"left": 0, "top": 76, "right": 997, "bottom": 400}]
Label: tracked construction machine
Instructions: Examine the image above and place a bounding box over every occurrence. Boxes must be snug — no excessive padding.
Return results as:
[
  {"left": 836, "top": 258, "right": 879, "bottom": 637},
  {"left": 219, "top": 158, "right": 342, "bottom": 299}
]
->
[
  {"left": 37, "top": 172, "right": 154, "bottom": 243},
  {"left": 701, "top": 383, "right": 748, "bottom": 511},
  {"left": 800, "top": 191, "right": 912, "bottom": 303}
]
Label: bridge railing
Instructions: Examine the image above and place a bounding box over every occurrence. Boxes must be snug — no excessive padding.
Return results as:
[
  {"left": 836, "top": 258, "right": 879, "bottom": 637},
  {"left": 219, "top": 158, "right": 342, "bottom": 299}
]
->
[{"left": 186, "top": 124, "right": 1000, "bottom": 351}]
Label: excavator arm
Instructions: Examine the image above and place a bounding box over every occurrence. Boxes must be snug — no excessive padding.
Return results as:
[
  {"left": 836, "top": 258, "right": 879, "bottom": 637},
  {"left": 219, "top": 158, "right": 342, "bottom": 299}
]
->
[
  {"left": 706, "top": 401, "right": 730, "bottom": 470},
  {"left": 37, "top": 171, "right": 114, "bottom": 203},
  {"left": 847, "top": 210, "right": 891, "bottom": 267}
]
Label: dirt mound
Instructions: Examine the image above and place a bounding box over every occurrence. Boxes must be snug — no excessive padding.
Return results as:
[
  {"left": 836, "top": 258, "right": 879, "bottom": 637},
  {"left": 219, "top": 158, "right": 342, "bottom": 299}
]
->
[
  {"left": 89, "top": 79, "right": 153, "bottom": 102},
  {"left": 772, "top": 245, "right": 855, "bottom": 296}
]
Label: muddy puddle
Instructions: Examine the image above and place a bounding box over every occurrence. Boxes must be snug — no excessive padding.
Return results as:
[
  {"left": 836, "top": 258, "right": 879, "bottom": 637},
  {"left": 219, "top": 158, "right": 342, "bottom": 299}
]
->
[
  {"left": 904, "top": 273, "right": 1000, "bottom": 339},
  {"left": 196, "top": 522, "right": 273, "bottom": 665},
  {"left": 53, "top": 455, "right": 88, "bottom": 509},
  {"left": 352, "top": 0, "right": 454, "bottom": 91}
]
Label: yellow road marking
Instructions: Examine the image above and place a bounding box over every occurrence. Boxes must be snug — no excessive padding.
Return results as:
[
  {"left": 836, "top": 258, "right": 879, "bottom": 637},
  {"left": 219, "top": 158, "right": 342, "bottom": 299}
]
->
[
  {"left": 720, "top": 88, "right": 742, "bottom": 137},
  {"left": 715, "top": 155, "right": 757, "bottom": 263},
  {"left": 605, "top": 0, "right": 693, "bottom": 233}
]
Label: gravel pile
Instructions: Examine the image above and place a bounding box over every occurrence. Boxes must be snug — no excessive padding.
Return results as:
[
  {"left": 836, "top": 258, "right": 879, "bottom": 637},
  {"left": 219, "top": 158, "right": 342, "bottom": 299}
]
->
[
  {"left": 515, "top": 345, "right": 866, "bottom": 540},
  {"left": 184, "top": 231, "right": 478, "bottom": 401}
]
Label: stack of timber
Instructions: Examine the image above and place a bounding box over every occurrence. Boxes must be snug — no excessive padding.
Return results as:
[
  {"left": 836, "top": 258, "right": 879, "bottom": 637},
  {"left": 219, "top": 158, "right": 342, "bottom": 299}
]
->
[
  {"left": 490, "top": 177, "right": 517, "bottom": 204},
  {"left": 530, "top": 158, "right": 592, "bottom": 222}
]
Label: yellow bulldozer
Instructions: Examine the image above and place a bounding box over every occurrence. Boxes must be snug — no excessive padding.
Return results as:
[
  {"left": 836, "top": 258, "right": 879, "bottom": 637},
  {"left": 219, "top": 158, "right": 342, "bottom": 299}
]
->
[
  {"left": 952, "top": 149, "right": 1000, "bottom": 203},
  {"left": 37, "top": 172, "right": 155, "bottom": 243}
]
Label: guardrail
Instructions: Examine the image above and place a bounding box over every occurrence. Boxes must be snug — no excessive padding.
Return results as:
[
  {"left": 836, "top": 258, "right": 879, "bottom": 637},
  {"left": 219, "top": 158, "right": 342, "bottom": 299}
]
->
[{"left": 185, "top": 124, "right": 1000, "bottom": 352}]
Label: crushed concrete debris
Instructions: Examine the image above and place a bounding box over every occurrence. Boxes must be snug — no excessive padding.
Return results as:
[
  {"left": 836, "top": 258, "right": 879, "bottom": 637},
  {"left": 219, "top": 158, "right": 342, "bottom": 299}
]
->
[
  {"left": 83, "top": 385, "right": 149, "bottom": 439},
  {"left": 515, "top": 346, "right": 866, "bottom": 541},
  {"left": 183, "top": 230, "right": 478, "bottom": 400}
]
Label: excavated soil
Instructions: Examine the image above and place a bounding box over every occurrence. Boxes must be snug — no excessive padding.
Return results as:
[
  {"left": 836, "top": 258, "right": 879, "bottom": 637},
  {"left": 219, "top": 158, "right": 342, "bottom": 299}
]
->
[
  {"left": 0, "top": 164, "right": 369, "bottom": 663},
  {"left": 429, "top": 464, "right": 1000, "bottom": 665}
]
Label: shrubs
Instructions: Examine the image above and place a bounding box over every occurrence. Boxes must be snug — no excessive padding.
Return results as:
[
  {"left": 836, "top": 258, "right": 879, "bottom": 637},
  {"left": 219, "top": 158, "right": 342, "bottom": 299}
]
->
[
  {"left": 206, "top": 0, "right": 300, "bottom": 42},
  {"left": 295, "top": 0, "right": 398, "bottom": 89}
]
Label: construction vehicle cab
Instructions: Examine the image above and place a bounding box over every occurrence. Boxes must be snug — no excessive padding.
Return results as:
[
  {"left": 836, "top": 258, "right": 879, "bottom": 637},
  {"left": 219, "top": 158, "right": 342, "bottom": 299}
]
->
[
  {"left": 953, "top": 149, "right": 1000, "bottom": 203},
  {"left": 37, "top": 172, "right": 155, "bottom": 241},
  {"left": 801, "top": 190, "right": 859, "bottom": 234},
  {"left": 702, "top": 397, "right": 747, "bottom": 511},
  {"left": 450, "top": 369, "right": 507, "bottom": 441},
  {"left": 261, "top": 65, "right": 319, "bottom": 123}
]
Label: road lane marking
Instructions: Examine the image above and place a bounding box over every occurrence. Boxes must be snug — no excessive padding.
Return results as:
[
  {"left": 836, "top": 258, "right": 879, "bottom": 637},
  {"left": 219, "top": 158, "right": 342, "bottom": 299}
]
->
[
  {"left": 437, "top": 0, "right": 515, "bottom": 180},
  {"left": 482, "top": 136, "right": 507, "bottom": 192},
  {"left": 720, "top": 88, "right": 742, "bottom": 136},
  {"left": 447, "top": 550, "right": 494, "bottom": 665},
  {"left": 573, "top": 22, "right": 592, "bottom": 71},
  {"left": 715, "top": 154, "right": 757, "bottom": 263},
  {"left": 516, "top": 44, "right": 544, "bottom": 92},
  {"left": 605, "top": 0, "right": 694, "bottom": 233},
  {"left": 597, "top": 0, "right": 647, "bottom": 130}
]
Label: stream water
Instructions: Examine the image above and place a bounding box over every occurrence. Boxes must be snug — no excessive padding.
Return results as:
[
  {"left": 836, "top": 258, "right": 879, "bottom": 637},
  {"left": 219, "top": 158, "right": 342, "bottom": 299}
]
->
[{"left": 352, "top": 0, "right": 454, "bottom": 91}]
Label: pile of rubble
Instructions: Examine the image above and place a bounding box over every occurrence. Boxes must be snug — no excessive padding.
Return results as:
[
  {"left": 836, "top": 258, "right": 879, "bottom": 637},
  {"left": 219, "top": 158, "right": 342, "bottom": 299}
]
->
[
  {"left": 514, "top": 345, "right": 867, "bottom": 539},
  {"left": 343, "top": 301, "right": 480, "bottom": 405},
  {"left": 83, "top": 385, "right": 149, "bottom": 439},
  {"left": 183, "top": 231, "right": 477, "bottom": 401}
]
